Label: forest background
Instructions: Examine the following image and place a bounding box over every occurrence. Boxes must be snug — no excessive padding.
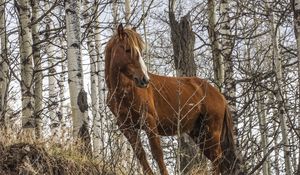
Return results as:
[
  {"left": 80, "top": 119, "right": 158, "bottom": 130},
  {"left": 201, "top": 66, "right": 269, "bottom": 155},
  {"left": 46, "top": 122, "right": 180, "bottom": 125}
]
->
[{"left": 0, "top": 0, "right": 300, "bottom": 174}]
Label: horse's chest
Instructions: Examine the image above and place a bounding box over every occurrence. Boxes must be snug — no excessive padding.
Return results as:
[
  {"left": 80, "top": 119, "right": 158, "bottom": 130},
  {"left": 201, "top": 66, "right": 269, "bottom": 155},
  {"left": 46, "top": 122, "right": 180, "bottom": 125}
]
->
[{"left": 108, "top": 93, "right": 146, "bottom": 127}]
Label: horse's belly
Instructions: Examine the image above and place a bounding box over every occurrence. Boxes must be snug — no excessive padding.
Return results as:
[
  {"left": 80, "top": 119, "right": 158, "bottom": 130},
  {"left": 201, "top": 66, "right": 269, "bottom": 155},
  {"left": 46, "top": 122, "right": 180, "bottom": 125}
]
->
[{"left": 156, "top": 112, "right": 200, "bottom": 136}]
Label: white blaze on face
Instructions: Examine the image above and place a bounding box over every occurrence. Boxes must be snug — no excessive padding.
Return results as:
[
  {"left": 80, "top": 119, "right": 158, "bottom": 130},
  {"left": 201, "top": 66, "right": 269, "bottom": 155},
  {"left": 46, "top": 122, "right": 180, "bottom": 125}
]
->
[{"left": 136, "top": 47, "right": 149, "bottom": 80}]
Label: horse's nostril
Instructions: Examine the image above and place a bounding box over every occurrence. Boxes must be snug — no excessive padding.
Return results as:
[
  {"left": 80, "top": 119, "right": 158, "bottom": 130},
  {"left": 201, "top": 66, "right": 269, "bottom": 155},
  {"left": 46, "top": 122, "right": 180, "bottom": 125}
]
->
[
  {"left": 133, "top": 76, "right": 149, "bottom": 88},
  {"left": 142, "top": 76, "right": 149, "bottom": 85}
]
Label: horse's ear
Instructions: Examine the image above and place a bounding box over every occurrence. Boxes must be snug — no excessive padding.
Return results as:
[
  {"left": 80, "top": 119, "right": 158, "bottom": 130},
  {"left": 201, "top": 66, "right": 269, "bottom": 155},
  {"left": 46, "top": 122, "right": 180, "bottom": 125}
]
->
[
  {"left": 117, "top": 23, "right": 125, "bottom": 39},
  {"left": 132, "top": 26, "right": 137, "bottom": 31}
]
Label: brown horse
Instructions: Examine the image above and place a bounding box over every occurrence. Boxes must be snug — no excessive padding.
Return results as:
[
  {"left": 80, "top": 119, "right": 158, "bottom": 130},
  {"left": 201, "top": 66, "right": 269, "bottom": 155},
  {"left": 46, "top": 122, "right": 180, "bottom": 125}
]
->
[{"left": 105, "top": 24, "right": 242, "bottom": 175}]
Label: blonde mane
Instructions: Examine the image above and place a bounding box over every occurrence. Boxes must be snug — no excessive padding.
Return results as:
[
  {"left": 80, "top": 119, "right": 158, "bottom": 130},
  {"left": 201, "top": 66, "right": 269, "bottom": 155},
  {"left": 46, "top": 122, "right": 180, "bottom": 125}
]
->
[{"left": 106, "top": 28, "right": 145, "bottom": 57}]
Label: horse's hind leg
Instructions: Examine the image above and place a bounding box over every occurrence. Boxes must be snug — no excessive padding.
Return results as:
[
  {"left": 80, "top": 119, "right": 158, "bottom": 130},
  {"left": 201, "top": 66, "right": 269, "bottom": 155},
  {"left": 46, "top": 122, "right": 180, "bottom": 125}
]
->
[
  {"left": 203, "top": 131, "right": 222, "bottom": 175},
  {"left": 189, "top": 115, "right": 223, "bottom": 175}
]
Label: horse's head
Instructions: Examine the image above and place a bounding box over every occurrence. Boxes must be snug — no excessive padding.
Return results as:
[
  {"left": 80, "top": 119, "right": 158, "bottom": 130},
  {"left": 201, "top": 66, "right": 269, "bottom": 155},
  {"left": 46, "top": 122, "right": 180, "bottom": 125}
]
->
[{"left": 107, "top": 24, "right": 149, "bottom": 88}]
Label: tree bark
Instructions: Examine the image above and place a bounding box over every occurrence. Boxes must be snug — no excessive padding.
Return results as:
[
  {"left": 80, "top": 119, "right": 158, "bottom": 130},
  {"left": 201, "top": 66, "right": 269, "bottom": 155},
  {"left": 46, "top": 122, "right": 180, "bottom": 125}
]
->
[
  {"left": 256, "top": 89, "right": 270, "bottom": 175},
  {"left": 266, "top": 1, "right": 291, "bottom": 175},
  {"left": 95, "top": 0, "right": 104, "bottom": 158},
  {"left": 291, "top": 0, "right": 300, "bottom": 174},
  {"left": 220, "top": 0, "right": 237, "bottom": 131},
  {"left": 169, "top": 3, "right": 196, "bottom": 77},
  {"left": 208, "top": 0, "right": 224, "bottom": 90},
  {"left": 31, "top": 0, "right": 43, "bottom": 138},
  {"left": 59, "top": 37, "right": 67, "bottom": 143},
  {"left": 124, "top": 0, "right": 130, "bottom": 25},
  {"left": 250, "top": 26, "right": 271, "bottom": 174},
  {"left": 142, "top": 0, "right": 150, "bottom": 68},
  {"left": 18, "top": 0, "right": 35, "bottom": 137},
  {"left": 45, "top": 0, "right": 59, "bottom": 140},
  {"left": 0, "top": 0, "right": 9, "bottom": 130},
  {"left": 65, "top": 0, "right": 91, "bottom": 154},
  {"left": 83, "top": 0, "right": 101, "bottom": 158},
  {"left": 112, "top": 0, "right": 118, "bottom": 29}
]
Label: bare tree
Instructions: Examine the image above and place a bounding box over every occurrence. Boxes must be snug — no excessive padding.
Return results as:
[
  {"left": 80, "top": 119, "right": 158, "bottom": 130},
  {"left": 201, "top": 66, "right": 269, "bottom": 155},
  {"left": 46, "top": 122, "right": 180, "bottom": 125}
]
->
[
  {"left": 18, "top": 0, "right": 35, "bottom": 137},
  {"left": 208, "top": 0, "right": 224, "bottom": 89},
  {"left": 0, "top": 0, "right": 9, "bottom": 129},
  {"left": 112, "top": 0, "right": 119, "bottom": 29},
  {"left": 83, "top": 0, "right": 100, "bottom": 157},
  {"left": 291, "top": 0, "right": 300, "bottom": 173},
  {"left": 65, "top": 0, "right": 91, "bottom": 154},
  {"left": 94, "top": 0, "right": 105, "bottom": 159},
  {"left": 125, "top": 0, "right": 131, "bottom": 24},
  {"left": 31, "top": 0, "right": 43, "bottom": 138},
  {"left": 44, "top": 0, "right": 60, "bottom": 139},
  {"left": 266, "top": 1, "right": 291, "bottom": 174}
]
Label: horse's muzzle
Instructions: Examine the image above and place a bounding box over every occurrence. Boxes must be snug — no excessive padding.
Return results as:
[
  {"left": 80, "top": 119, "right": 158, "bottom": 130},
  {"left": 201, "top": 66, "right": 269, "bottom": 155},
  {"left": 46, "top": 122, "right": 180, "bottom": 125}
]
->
[{"left": 134, "top": 76, "right": 149, "bottom": 88}]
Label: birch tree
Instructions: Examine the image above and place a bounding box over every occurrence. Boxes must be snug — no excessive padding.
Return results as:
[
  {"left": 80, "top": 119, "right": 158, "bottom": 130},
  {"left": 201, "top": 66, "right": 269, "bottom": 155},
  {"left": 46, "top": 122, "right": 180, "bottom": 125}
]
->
[
  {"left": 18, "top": 0, "right": 35, "bottom": 136},
  {"left": 31, "top": 0, "right": 43, "bottom": 138},
  {"left": 83, "top": 0, "right": 100, "bottom": 157},
  {"left": 124, "top": 0, "right": 131, "bottom": 24},
  {"left": 142, "top": 0, "right": 150, "bottom": 67},
  {"left": 0, "top": 0, "right": 9, "bottom": 129},
  {"left": 112, "top": 0, "right": 119, "bottom": 29},
  {"left": 94, "top": 0, "right": 105, "bottom": 157},
  {"left": 45, "top": 0, "right": 59, "bottom": 139},
  {"left": 65, "top": 0, "right": 91, "bottom": 153},
  {"left": 220, "top": 0, "right": 237, "bottom": 128},
  {"left": 291, "top": 0, "right": 300, "bottom": 173},
  {"left": 57, "top": 2, "right": 67, "bottom": 143},
  {"left": 59, "top": 36, "right": 67, "bottom": 142},
  {"left": 207, "top": 0, "right": 224, "bottom": 89},
  {"left": 266, "top": 1, "right": 292, "bottom": 174},
  {"left": 256, "top": 89, "right": 270, "bottom": 175},
  {"left": 252, "top": 28, "right": 270, "bottom": 174}
]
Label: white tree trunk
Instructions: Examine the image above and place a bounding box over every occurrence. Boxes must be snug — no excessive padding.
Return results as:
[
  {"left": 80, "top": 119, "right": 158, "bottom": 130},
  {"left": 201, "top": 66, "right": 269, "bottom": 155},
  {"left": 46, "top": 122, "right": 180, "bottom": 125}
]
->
[
  {"left": 208, "top": 0, "right": 224, "bottom": 89},
  {"left": 220, "top": 0, "right": 240, "bottom": 153},
  {"left": 125, "top": 0, "right": 131, "bottom": 24},
  {"left": 83, "top": 0, "right": 100, "bottom": 157},
  {"left": 45, "top": 0, "right": 59, "bottom": 140},
  {"left": 94, "top": 0, "right": 107, "bottom": 159},
  {"left": 31, "top": 0, "right": 43, "bottom": 138},
  {"left": 220, "top": 0, "right": 234, "bottom": 102},
  {"left": 256, "top": 90, "right": 270, "bottom": 175},
  {"left": 59, "top": 37, "right": 67, "bottom": 143},
  {"left": 19, "top": 0, "right": 35, "bottom": 136},
  {"left": 250, "top": 16, "right": 271, "bottom": 175},
  {"left": 292, "top": 0, "right": 300, "bottom": 173},
  {"left": 112, "top": 0, "right": 119, "bottom": 28},
  {"left": 95, "top": 1, "right": 105, "bottom": 113},
  {"left": 0, "top": 0, "right": 9, "bottom": 128},
  {"left": 65, "top": 0, "right": 90, "bottom": 146},
  {"left": 266, "top": 1, "right": 292, "bottom": 174},
  {"left": 142, "top": 0, "right": 150, "bottom": 68}
]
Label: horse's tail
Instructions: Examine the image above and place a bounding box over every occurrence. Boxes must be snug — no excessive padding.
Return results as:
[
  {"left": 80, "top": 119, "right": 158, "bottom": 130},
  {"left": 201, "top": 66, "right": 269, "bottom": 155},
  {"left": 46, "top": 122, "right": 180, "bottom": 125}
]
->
[{"left": 220, "top": 106, "right": 243, "bottom": 175}]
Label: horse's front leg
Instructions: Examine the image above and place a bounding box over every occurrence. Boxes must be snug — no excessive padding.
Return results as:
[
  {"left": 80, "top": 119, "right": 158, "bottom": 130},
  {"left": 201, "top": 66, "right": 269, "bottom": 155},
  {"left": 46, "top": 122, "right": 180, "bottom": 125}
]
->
[
  {"left": 144, "top": 115, "right": 169, "bottom": 175},
  {"left": 119, "top": 124, "right": 154, "bottom": 175}
]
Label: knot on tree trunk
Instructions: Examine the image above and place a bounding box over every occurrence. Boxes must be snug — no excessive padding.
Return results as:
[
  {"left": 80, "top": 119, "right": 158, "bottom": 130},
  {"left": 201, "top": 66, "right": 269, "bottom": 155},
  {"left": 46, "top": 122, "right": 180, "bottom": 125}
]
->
[{"left": 77, "top": 89, "right": 88, "bottom": 113}]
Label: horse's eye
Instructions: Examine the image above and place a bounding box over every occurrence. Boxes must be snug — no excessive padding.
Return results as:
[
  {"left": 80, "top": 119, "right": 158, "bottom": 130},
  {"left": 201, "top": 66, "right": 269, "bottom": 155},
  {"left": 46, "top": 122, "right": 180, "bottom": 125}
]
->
[{"left": 125, "top": 49, "right": 131, "bottom": 53}]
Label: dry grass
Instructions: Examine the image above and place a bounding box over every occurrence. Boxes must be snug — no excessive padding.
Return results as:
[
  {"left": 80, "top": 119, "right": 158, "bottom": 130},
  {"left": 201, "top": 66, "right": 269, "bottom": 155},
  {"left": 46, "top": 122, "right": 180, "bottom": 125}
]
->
[
  {"left": 0, "top": 130, "right": 116, "bottom": 175},
  {"left": 0, "top": 129, "right": 210, "bottom": 175}
]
